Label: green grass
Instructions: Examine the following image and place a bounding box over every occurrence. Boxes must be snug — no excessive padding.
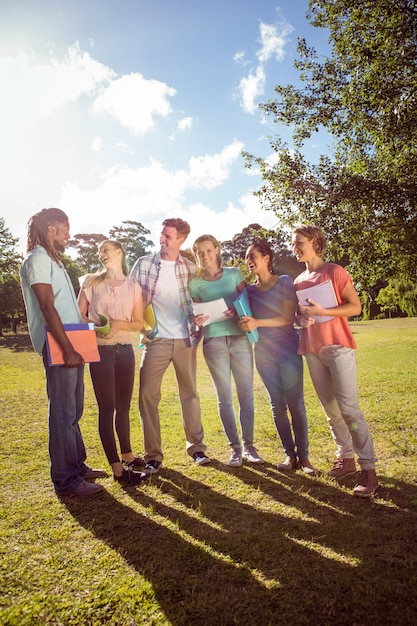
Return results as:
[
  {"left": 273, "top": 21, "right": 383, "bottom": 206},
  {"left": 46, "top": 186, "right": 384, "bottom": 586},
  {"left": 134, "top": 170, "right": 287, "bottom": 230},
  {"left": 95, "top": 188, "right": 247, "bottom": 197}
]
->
[{"left": 1, "top": 319, "right": 417, "bottom": 625}]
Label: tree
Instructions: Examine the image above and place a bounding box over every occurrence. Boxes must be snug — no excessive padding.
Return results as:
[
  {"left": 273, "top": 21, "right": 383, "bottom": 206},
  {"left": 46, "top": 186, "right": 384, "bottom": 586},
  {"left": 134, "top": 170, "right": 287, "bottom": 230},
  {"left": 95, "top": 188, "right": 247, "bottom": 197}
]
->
[
  {"left": 221, "top": 223, "right": 302, "bottom": 278},
  {"left": 68, "top": 233, "right": 107, "bottom": 273},
  {"left": 245, "top": 0, "right": 417, "bottom": 314},
  {"left": 0, "top": 218, "right": 22, "bottom": 274},
  {"left": 60, "top": 254, "right": 84, "bottom": 296},
  {"left": 0, "top": 218, "right": 24, "bottom": 335},
  {"left": 108, "top": 221, "right": 154, "bottom": 269},
  {"left": 376, "top": 278, "right": 417, "bottom": 318},
  {"left": 69, "top": 221, "right": 154, "bottom": 274}
]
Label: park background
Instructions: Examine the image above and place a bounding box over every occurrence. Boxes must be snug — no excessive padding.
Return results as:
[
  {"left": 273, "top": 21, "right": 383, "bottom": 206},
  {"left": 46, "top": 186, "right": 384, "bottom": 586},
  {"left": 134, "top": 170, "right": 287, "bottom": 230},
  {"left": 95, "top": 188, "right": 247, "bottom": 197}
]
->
[
  {"left": 1, "top": 319, "right": 417, "bottom": 624},
  {"left": 1, "top": 2, "right": 417, "bottom": 623}
]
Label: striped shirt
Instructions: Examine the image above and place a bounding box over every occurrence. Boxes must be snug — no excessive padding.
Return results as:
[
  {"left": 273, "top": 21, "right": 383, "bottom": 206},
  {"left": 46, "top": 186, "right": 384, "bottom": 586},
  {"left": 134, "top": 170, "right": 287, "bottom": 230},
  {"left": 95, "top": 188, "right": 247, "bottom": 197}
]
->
[{"left": 130, "top": 252, "right": 201, "bottom": 346}]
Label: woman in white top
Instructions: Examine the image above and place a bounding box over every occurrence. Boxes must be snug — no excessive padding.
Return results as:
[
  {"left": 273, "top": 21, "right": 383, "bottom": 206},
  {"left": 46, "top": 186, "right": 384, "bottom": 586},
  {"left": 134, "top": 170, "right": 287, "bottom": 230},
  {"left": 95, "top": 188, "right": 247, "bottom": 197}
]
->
[{"left": 78, "top": 240, "right": 147, "bottom": 486}]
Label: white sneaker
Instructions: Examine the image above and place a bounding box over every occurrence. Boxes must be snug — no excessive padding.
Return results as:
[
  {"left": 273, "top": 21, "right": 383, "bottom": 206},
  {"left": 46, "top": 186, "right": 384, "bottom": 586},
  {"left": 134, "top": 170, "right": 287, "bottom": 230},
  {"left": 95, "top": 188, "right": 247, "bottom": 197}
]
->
[
  {"left": 243, "top": 446, "right": 265, "bottom": 464},
  {"left": 228, "top": 449, "right": 242, "bottom": 467}
]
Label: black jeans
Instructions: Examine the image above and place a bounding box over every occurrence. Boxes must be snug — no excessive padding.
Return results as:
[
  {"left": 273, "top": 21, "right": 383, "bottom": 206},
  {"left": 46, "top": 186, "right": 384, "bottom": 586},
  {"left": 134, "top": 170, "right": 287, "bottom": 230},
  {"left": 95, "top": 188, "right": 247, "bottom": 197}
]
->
[{"left": 89, "top": 343, "right": 135, "bottom": 465}]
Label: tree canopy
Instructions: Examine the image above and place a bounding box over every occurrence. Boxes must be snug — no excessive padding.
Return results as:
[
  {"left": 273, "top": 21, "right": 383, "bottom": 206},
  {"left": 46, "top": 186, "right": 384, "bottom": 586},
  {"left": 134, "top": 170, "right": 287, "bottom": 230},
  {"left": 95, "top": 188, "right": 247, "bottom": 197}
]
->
[
  {"left": 69, "top": 221, "right": 154, "bottom": 273},
  {"left": 245, "top": 0, "right": 417, "bottom": 316},
  {"left": 0, "top": 218, "right": 25, "bottom": 333}
]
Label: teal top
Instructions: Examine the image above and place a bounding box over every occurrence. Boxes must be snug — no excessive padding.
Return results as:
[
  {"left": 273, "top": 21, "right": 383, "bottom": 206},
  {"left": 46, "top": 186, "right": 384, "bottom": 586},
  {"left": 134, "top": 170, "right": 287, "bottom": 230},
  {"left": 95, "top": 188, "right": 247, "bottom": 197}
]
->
[
  {"left": 189, "top": 266, "right": 245, "bottom": 338},
  {"left": 20, "top": 246, "right": 81, "bottom": 355}
]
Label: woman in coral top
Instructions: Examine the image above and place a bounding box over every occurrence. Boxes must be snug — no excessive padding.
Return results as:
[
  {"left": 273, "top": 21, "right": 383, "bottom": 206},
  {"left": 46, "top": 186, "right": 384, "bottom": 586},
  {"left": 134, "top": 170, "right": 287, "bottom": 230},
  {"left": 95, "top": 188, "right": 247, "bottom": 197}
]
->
[{"left": 292, "top": 224, "right": 378, "bottom": 497}]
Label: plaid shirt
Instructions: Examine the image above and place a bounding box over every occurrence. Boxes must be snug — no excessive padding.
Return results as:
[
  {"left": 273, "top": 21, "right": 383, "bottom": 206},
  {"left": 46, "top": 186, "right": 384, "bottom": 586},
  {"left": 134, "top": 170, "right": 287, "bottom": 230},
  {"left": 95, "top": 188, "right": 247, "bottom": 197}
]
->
[{"left": 130, "top": 252, "right": 201, "bottom": 346}]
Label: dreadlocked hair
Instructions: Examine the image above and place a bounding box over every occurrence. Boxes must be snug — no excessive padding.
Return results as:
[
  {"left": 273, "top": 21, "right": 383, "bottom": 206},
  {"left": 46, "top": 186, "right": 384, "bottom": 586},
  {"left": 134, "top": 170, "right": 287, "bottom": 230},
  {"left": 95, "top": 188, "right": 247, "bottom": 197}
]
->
[{"left": 27, "top": 208, "right": 68, "bottom": 262}]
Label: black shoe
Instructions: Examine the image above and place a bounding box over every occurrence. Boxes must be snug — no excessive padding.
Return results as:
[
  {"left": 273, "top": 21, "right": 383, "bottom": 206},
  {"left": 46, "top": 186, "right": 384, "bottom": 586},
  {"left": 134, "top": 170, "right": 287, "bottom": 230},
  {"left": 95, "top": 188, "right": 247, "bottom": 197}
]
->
[
  {"left": 114, "top": 468, "right": 149, "bottom": 485},
  {"left": 192, "top": 451, "right": 211, "bottom": 465},
  {"left": 143, "top": 460, "right": 162, "bottom": 474},
  {"left": 123, "top": 455, "right": 145, "bottom": 468}
]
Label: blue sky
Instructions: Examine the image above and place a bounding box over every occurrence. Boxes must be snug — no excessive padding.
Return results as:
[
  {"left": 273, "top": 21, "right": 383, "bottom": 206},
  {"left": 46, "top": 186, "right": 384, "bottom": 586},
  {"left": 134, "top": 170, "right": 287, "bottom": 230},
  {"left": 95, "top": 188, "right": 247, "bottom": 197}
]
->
[{"left": 0, "top": 0, "right": 331, "bottom": 254}]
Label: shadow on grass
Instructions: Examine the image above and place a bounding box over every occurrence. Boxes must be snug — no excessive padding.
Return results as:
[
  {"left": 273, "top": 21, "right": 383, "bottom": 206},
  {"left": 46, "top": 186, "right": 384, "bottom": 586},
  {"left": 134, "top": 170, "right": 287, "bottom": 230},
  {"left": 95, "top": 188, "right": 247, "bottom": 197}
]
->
[
  {"left": 63, "top": 466, "right": 417, "bottom": 625},
  {"left": 0, "top": 333, "right": 33, "bottom": 352}
]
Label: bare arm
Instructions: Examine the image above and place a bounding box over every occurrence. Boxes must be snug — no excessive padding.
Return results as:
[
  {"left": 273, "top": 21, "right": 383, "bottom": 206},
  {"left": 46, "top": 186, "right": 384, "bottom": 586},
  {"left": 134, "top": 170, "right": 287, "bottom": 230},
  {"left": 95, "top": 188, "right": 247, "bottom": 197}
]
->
[
  {"left": 32, "top": 283, "right": 84, "bottom": 367},
  {"left": 238, "top": 298, "right": 295, "bottom": 332},
  {"left": 77, "top": 287, "right": 92, "bottom": 323}
]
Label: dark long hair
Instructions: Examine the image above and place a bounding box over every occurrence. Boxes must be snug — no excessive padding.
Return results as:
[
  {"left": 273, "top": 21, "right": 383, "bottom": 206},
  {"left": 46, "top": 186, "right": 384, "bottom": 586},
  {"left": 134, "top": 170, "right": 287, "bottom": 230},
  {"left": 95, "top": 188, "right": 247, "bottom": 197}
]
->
[
  {"left": 27, "top": 208, "right": 68, "bottom": 262},
  {"left": 247, "top": 241, "right": 276, "bottom": 275}
]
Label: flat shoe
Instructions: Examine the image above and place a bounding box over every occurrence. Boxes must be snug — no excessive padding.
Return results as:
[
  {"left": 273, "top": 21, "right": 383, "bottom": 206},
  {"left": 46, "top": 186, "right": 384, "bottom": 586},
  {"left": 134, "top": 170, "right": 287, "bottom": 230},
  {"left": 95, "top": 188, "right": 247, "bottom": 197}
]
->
[
  {"left": 278, "top": 457, "right": 299, "bottom": 471},
  {"left": 123, "top": 455, "right": 145, "bottom": 468},
  {"left": 114, "top": 468, "right": 149, "bottom": 486}
]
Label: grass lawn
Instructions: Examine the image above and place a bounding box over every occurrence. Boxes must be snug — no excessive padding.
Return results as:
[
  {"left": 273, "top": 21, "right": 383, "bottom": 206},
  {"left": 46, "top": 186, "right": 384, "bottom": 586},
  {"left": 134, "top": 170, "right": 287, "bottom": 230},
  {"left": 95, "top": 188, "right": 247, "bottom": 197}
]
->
[{"left": 1, "top": 318, "right": 417, "bottom": 625}]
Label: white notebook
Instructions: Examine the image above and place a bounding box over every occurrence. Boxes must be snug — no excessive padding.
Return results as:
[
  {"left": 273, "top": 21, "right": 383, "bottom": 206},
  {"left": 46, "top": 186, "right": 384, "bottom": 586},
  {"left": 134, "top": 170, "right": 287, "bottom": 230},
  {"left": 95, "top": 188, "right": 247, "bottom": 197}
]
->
[{"left": 296, "top": 280, "right": 338, "bottom": 324}]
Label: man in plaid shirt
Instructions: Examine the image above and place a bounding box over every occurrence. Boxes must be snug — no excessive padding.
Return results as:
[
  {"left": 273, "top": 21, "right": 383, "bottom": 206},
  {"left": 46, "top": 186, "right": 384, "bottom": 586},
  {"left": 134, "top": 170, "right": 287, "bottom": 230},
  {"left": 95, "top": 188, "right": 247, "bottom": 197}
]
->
[{"left": 130, "top": 218, "right": 210, "bottom": 474}]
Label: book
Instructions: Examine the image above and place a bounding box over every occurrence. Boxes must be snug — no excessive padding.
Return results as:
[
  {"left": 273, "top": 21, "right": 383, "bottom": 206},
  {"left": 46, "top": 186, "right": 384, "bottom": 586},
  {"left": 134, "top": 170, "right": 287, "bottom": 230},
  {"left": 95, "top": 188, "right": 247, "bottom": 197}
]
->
[
  {"left": 143, "top": 303, "right": 158, "bottom": 339},
  {"left": 138, "top": 303, "right": 158, "bottom": 348},
  {"left": 296, "top": 279, "right": 338, "bottom": 323},
  {"left": 192, "top": 298, "right": 229, "bottom": 326},
  {"left": 233, "top": 288, "right": 258, "bottom": 344},
  {"left": 45, "top": 323, "right": 100, "bottom": 366}
]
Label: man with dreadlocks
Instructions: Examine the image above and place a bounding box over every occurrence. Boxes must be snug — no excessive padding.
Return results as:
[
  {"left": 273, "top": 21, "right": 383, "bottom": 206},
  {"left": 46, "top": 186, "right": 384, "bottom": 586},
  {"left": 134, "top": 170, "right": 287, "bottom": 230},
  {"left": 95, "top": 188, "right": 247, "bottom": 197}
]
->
[{"left": 20, "top": 208, "right": 105, "bottom": 498}]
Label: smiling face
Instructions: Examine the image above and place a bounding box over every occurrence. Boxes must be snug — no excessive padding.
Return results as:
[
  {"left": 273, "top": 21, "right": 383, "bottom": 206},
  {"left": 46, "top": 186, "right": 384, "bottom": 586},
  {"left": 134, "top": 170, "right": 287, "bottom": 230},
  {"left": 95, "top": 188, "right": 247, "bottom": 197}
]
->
[
  {"left": 98, "top": 242, "right": 122, "bottom": 268},
  {"left": 159, "top": 225, "right": 184, "bottom": 259},
  {"left": 245, "top": 245, "right": 270, "bottom": 276},
  {"left": 195, "top": 240, "right": 220, "bottom": 271},
  {"left": 48, "top": 220, "right": 70, "bottom": 253},
  {"left": 291, "top": 234, "right": 316, "bottom": 264}
]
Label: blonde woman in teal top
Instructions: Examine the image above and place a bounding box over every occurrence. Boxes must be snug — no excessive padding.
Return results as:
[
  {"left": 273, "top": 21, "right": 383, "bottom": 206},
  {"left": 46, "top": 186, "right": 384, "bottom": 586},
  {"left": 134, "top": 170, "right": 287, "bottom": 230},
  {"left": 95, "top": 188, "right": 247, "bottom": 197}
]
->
[{"left": 189, "top": 234, "right": 265, "bottom": 467}]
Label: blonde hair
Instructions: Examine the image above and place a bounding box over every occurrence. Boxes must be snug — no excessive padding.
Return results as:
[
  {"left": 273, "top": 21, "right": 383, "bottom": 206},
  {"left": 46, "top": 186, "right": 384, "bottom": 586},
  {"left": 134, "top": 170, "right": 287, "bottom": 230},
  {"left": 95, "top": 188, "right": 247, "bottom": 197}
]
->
[
  {"left": 88, "top": 240, "right": 129, "bottom": 287},
  {"left": 192, "top": 234, "right": 222, "bottom": 277},
  {"left": 293, "top": 224, "right": 327, "bottom": 257}
]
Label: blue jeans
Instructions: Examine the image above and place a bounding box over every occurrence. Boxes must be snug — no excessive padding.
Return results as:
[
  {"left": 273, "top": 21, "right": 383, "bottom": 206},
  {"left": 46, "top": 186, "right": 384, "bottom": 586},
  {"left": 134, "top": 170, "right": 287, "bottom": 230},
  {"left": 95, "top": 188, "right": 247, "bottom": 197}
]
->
[
  {"left": 89, "top": 344, "right": 135, "bottom": 465},
  {"left": 255, "top": 343, "right": 309, "bottom": 460},
  {"left": 43, "top": 349, "right": 87, "bottom": 493},
  {"left": 203, "top": 335, "right": 254, "bottom": 450}
]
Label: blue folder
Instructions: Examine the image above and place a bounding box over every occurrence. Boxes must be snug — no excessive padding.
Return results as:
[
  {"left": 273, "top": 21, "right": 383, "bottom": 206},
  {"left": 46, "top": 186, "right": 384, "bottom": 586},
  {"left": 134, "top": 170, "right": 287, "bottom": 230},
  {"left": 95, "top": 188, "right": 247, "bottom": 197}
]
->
[{"left": 233, "top": 288, "right": 258, "bottom": 344}]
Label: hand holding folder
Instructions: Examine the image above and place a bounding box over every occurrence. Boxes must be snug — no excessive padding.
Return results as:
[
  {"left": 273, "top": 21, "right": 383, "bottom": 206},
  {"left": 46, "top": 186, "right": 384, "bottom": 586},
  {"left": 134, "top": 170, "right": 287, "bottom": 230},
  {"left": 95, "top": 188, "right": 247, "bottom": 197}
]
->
[
  {"left": 233, "top": 288, "right": 258, "bottom": 344},
  {"left": 45, "top": 323, "right": 100, "bottom": 366}
]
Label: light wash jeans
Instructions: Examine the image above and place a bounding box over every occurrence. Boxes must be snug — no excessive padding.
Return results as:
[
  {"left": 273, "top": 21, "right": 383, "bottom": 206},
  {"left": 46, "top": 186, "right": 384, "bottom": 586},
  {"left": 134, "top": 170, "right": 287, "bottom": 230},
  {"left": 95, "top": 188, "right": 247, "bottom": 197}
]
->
[
  {"left": 43, "top": 349, "right": 87, "bottom": 493},
  {"left": 203, "top": 335, "right": 254, "bottom": 450},
  {"left": 255, "top": 343, "right": 309, "bottom": 460},
  {"left": 139, "top": 338, "right": 205, "bottom": 462},
  {"left": 306, "top": 345, "right": 376, "bottom": 470}
]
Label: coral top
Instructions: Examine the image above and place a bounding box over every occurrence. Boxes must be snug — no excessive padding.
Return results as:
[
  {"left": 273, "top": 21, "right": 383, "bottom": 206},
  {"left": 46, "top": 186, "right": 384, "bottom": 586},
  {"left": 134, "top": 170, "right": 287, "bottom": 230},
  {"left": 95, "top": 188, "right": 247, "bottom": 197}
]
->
[{"left": 294, "top": 263, "right": 357, "bottom": 354}]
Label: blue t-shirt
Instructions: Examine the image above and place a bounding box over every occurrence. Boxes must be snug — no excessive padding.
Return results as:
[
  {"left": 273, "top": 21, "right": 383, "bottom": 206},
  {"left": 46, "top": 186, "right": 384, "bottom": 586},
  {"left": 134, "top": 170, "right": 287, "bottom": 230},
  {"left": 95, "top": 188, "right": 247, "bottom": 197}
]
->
[
  {"left": 20, "top": 246, "right": 82, "bottom": 354},
  {"left": 247, "top": 275, "right": 299, "bottom": 354},
  {"left": 189, "top": 267, "right": 244, "bottom": 338}
]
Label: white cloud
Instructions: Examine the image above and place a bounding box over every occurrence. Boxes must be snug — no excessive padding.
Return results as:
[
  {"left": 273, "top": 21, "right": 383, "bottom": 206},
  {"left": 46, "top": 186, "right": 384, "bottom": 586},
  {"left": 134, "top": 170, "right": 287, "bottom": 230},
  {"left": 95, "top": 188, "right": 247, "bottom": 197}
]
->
[
  {"left": 177, "top": 116, "right": 193, "bottom": 132},
  {"left": 238, "top": 65, "right": 266, "bottom": 114},
  {"left": 233, "top": 51, "right": 247, "bottom": 65},
  {"left": 236, "top": 18, "right": 293, "bottom": 113},
  {"left": 0, "top": 42, "right": 113, "bottom": 126},
  {"left": 257, "top": 21, "right": 292, "bottom": 64},
  {"left": 187, "top": 140, "right": 244, "bottom": 190},
  {"left": 92, "top": 73, "right": 176, "bottom": 135},
  {"left": 91, "top": 137, "right": 103, "bottom": 152},
  {"left": 57, "top": 140, "right": 246, "bottom": 243}
]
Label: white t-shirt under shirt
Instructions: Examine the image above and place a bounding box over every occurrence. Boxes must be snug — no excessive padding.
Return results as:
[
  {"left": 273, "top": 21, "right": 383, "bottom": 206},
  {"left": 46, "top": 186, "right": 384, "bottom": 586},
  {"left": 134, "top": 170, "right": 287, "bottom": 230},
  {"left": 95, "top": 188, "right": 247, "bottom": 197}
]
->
[{"left": 152, "top": 258, "right": 188, "bottom": 339}]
